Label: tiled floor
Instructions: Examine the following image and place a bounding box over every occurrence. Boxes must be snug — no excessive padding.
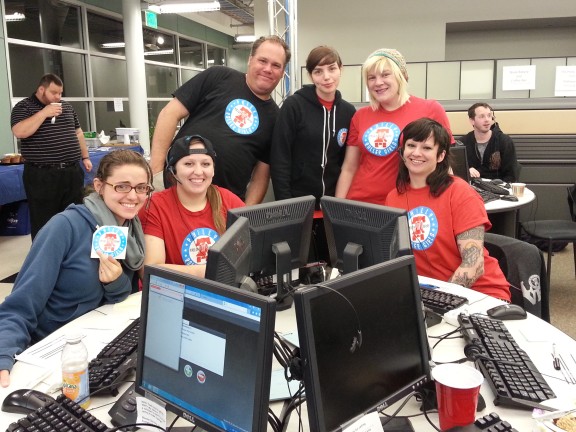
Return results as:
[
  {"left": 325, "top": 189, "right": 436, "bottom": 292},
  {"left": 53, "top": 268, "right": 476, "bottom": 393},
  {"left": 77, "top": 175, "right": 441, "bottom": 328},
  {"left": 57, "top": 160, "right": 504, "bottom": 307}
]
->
[{"left": 0, "top": 235, "right": 30, "bottom": 302}]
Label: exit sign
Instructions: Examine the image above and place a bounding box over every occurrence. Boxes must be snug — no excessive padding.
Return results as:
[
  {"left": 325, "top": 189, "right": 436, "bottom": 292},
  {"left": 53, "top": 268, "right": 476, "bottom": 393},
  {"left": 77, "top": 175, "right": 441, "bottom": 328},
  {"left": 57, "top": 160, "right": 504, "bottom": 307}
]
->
[{"left": 145, "top": 10, "right": 158, "bottom": 29}]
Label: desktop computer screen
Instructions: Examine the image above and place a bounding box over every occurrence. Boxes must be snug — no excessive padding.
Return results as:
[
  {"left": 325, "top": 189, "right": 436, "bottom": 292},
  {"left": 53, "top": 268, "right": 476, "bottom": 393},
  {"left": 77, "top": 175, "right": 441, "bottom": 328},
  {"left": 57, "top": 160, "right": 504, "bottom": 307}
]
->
[
  {"left": 227, "top": 195, "right": 315, "bottom": 310},
  {"left": 136, "top": 265, "right": 276, "bottom": 432},
  {"left": 451, "top": 146, "right": 470, "bottom": 182},
  {"left": 321, "top": 196, "right": 412, "bottom": 274},
  {"left": 294, "top": 256, "right": 431, "bottom": 432},
  {"left": 205, "top": 216, "right": 258, "bottom": 292}
]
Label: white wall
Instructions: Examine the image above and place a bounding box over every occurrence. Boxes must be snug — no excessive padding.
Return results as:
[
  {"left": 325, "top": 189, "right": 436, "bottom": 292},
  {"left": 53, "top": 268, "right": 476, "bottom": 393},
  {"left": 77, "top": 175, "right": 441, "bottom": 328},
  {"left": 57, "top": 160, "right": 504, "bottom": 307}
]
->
[{"left": 254, "top": 0, "right": 576, "bottom": 67}]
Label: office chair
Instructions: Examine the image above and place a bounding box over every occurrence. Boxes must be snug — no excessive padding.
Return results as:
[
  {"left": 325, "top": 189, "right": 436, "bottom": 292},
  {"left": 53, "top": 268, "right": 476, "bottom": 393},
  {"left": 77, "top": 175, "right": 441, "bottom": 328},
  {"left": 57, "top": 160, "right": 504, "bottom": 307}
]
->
[
  {"left": 518, "top": 185, "right": 576, "bottom": 293},
  {"left": 484, "top": 232, "right": 549, "bottom": 321}
]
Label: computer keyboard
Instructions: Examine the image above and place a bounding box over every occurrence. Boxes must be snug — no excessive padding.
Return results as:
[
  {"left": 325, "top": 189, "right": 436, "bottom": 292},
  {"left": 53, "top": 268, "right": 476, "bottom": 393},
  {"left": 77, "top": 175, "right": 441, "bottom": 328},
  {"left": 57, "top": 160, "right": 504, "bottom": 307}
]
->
[
  {"left": 471, "top": 179, "right": 510, "bottom": 196},
  {"left": 458, "top": 313, "right": 556, "bottom": 410},
  {"left": 88, "top": 318, "right": 140, "bottom": 395},
  {"left": 420, "top": 287, "right": 468, "bottom": 315},
  {"left": 472, "top": 186, "right": 501, "bottom": 204},
  {"left": 446, "top": 412, "right": 518, "bottom": 431},
  {"left": 6, "top": 393, "right": 108, "bottom": 432}
]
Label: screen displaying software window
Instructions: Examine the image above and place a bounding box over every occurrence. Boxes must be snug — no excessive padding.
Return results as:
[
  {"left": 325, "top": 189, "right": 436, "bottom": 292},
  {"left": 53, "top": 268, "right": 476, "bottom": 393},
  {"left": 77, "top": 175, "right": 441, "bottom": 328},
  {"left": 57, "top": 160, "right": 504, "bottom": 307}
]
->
[{"left": 138, "top": 270, "right": 274, "bottom": 432}]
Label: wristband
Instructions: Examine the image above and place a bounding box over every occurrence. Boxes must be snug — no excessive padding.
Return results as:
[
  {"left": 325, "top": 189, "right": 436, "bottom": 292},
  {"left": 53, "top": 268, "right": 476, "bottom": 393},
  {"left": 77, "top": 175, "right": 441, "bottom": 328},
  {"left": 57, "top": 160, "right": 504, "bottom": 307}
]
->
[{"left": 82, "top": 157, "right": 90, "bottom": 160}]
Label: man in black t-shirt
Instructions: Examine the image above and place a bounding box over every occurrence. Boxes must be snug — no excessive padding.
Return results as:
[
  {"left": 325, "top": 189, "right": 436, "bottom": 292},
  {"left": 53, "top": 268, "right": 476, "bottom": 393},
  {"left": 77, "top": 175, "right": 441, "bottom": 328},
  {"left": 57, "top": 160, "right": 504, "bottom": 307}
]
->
[{"left": 149, "top": 36, "right": 290, "bottom": 204}]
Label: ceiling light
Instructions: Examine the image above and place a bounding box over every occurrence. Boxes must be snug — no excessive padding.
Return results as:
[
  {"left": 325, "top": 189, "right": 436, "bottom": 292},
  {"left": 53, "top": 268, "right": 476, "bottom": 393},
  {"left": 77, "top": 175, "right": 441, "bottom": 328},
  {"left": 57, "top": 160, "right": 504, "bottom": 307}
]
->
[
  {"left": 144, "top": 49, "right": 174, "bottom": 56},
  {"left": 148, "top": 1, "right": 220, "bottom": 14},
  {"left": 100, "top": 42, "right": 126, "bottom": 48},
  {"left": 5, "top": 12, "right": 26, "bottom": 22},
  {"left": 235, "top": 34, "right": 256, "bottom": 43}
]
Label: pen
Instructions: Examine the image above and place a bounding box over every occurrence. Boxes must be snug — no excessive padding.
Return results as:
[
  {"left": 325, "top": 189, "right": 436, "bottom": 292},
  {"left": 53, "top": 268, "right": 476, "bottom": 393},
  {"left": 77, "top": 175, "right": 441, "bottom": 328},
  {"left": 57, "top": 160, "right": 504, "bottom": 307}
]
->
[
  {"left": 420, "top": 283, "right": 439, "bottom": 290},
  {"left": 552, "top": 343, "right": 561, "bottom": 370}
]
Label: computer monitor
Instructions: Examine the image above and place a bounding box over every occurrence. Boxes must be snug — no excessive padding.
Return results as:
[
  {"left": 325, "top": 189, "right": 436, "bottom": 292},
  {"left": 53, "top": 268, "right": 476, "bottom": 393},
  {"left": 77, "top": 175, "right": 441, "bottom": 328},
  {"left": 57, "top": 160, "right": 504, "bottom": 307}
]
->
[
  {"left": 227, "top": 195, "right": 315, "bottom": 311},
  {"left": 451, "top": 145, "right": 470, "bottom": 182},
  {"left": 205, "top": 216, "right": 258, "bottom": 292},
  {"left": 321, "top": 196, "right": 412, "bottom": 274},
  {"left": 294, "top": 255, "right": 431, "bottom": 432},
  {"left": 136, "top": 265, "right": 276, "bottom": 432}
]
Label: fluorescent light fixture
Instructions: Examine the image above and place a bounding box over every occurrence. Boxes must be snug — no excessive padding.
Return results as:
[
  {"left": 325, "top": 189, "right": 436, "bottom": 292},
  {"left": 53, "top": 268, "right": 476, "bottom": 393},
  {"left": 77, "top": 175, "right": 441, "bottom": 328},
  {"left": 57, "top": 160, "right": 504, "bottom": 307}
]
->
[
  {"left": 148, "top": 1, "right": 220, "bottom": 14},
  {"left": 100, "top": 42, "right": 126, "bottom": 48},
  {"left": 5, "top": 12, "right": 25, "bottom": 22},
  {"left": 235, "top": 34, "right": 257, "bottom": 43},
  {"left": 144, "top": 49, "right": 174, "bottom": 56}
]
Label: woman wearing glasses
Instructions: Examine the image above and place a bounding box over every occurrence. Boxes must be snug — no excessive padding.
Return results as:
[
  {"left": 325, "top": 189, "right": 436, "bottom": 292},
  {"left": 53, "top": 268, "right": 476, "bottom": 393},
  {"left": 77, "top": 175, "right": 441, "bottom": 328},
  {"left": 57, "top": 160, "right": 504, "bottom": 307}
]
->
[
  {"left": 139, "top": 135, "right": 244, "bottom": 277},
  {"left": 0, "top": 150, "right": 151, "bottom": 386}
]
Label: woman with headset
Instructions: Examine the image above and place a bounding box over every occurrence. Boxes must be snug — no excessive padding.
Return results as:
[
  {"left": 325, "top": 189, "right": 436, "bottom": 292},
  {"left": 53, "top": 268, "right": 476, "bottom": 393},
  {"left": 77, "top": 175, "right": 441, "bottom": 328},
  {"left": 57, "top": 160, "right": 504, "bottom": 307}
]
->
[
  {"left": 386, "top": 118, "right": 510, "bottom": 301},
  {"left": 139, "top": 135, "right": 244, "bottom": 277},
  {"left": 0, "top": 149, "right": 150, "bottom": 386},
  {"left": 336, "top": 48, "right": 453, "bottom": 206}
]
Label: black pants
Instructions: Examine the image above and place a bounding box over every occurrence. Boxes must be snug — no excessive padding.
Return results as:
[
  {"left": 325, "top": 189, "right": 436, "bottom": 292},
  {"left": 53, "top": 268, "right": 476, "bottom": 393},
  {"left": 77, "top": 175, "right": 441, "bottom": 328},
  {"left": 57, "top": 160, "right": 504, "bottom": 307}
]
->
[{"left": 23, "top": 163, "right": 85, "bottom": 239}]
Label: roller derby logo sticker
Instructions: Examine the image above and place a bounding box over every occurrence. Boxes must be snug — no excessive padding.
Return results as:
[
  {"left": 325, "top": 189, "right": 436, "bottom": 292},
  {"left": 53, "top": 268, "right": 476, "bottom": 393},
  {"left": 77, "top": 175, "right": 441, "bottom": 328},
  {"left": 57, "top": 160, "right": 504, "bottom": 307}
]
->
[{"left": 91, "top": 226, "right": 128, "bottom": 259}]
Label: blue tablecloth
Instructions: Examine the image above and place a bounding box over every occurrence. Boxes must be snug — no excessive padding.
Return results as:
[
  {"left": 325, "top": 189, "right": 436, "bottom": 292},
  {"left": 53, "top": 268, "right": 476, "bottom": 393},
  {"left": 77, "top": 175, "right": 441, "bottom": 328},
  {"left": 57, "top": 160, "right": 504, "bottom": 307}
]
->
[{"left": 0, "top": 145, "right": 144, "bottom": 206}]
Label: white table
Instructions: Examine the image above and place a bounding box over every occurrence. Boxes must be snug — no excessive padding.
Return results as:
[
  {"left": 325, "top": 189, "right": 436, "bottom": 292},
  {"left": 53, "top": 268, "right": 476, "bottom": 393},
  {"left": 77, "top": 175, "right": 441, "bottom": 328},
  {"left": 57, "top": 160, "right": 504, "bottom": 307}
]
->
[
  {"left": 484, "top": 187, "right": 535, "bottom": 238},
  {"left": 2, "top": 278, "right": 575, "bottom": 432}
]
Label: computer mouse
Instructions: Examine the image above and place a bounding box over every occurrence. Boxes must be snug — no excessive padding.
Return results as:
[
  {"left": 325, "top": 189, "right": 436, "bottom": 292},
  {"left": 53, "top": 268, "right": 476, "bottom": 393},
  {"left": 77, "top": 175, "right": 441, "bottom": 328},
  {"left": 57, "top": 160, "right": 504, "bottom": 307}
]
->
[
  {"left": 500, "top": 195, "right": 518, "bottom": 202},
  {"left": 1, "top": 388, "right": 56, "bottom": 414},
  {"left": 486, "top": 304, "right": 527, "bottom": 320},
  {"left": 491, "top": 179, "right": 504, "bottom": 185}
]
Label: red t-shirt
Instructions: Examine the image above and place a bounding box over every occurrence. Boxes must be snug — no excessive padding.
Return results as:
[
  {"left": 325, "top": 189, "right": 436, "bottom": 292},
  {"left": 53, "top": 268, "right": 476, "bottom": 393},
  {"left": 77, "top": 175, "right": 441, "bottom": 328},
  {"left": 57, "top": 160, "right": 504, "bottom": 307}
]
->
[
  {"left": 139, "top": 186, "right": 245, "bottom": 265},
  {"left": 346, "top": 96, "right": 453, "bottom": 205},
  {"left": 386, "top": 177, "right": 510, "bottom": 301}
]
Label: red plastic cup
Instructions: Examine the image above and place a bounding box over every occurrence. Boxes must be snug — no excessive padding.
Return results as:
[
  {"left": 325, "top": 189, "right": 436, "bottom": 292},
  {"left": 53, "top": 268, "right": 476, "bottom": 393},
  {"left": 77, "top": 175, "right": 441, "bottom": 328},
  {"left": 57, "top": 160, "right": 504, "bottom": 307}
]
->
[{"left": 432, "top": 363, "right": 484, "bottom": 431}]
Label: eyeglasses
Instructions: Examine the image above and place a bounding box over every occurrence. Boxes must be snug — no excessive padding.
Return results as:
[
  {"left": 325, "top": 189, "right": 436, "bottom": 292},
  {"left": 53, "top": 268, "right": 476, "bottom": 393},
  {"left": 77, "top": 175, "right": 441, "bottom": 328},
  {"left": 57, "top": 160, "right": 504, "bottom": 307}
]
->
[{"left": 104, "top": 182, "right": 153, "bottom": 194}]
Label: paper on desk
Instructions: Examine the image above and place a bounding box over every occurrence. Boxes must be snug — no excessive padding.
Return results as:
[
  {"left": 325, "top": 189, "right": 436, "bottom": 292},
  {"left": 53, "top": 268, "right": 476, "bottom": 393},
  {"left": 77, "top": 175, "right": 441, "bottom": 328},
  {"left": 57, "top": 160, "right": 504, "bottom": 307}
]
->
[
  {"left": 15, "top": 332, "right": 74, "bottom": 368},
  {"left": 270, "top": 369, "right": 303, "bottom": 401},
  {"left": 342, "top": 411, "right": 383, "bottom": 432},
  {"left": 136, "top": 396, "right": 167, "bottom": 432}
]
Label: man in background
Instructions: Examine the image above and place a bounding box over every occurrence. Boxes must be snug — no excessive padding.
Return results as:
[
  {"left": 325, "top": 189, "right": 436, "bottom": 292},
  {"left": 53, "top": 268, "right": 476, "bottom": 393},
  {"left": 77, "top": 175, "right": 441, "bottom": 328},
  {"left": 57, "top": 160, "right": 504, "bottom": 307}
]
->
[
  {"left": 11, "top": 73, "right": 92, "bottom": 239},
  {"left": 149, "top": 35, "right": 290, "bottom": 205},
  {"left": 461, "top": 102, "right": 519, "bottom": 183}
]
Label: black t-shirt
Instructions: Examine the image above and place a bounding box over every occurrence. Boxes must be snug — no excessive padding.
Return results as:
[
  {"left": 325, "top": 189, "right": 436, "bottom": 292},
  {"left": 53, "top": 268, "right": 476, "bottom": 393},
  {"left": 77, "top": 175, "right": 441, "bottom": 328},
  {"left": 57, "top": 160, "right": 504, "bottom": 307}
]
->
[{"left": 173, "top": 66, "right": 279, "bottom": 199}]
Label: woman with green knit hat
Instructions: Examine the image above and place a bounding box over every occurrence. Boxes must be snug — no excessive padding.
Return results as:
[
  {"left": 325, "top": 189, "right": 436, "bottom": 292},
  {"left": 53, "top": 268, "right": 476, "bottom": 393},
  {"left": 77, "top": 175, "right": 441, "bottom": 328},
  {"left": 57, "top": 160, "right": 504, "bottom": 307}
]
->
[{"left": 335, "top": 48, "right": 454, "bottom": 205}]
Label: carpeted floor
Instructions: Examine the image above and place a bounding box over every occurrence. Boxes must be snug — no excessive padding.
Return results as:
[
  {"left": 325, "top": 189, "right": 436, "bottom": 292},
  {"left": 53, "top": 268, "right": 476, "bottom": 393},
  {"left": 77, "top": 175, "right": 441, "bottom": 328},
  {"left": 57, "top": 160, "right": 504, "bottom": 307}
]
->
[{"left": 547, "top": 243, "right": 576, "bottom": 340}]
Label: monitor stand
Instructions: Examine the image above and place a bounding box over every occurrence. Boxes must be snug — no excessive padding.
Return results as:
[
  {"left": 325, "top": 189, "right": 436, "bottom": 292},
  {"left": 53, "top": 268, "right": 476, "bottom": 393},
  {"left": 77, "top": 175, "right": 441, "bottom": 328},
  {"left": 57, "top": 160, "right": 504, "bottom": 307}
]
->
[
  {"left": 272, "top": 241, "right": 294, "bottom": 311},
  {"left": 342, "top": 242, "right": 363, "bottom": 275}
]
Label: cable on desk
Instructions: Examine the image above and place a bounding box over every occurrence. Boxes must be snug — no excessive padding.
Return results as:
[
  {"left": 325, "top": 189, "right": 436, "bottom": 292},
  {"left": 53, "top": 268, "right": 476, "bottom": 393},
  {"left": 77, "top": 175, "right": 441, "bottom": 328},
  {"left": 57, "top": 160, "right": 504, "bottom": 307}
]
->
[
  {"left": 431, "top": 326, "right": 469, "bottom": 350},
  {"left": 107, "top": 422, "right": 167, "bottom": 432}
]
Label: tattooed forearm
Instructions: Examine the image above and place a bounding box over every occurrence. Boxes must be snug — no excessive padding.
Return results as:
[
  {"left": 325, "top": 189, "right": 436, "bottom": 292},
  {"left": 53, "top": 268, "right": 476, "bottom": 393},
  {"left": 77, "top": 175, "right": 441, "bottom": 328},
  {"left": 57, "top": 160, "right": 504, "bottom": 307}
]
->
[
  {"left": 460, "top": 242, "right": 482, "bottom": 267},
  {"left": 456, "top": 226, "right": 484, "bottom": 241}
]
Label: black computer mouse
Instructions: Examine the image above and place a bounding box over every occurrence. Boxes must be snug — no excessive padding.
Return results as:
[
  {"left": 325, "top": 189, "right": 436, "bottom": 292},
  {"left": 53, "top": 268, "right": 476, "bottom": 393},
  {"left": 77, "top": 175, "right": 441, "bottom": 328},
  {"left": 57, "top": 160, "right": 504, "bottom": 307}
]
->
[
  {"left": 486, "top": 304, "right": 527, "bottom": 320},
  {"left": 1, "top": 388, "right": 56, "bottom": 414},
  {"left": 500, "top": 195, "right": 518, "bottom": 202}
]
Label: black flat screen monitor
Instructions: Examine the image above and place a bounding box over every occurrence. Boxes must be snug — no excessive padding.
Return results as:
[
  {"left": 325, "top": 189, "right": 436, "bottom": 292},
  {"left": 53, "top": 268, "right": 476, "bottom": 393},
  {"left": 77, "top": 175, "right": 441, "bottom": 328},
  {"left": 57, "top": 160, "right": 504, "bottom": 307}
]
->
[
  {"left": 451, "top": 145, "right": 470, "bottom": 182},
  {"left": 294, "top": 256, "right": 431, "bottom": 432},
  {"left": 205, "top": 216, "right": 258, "bottom": 292},
  {"left": 321, "top": 196, "right": 412, "bottom": 274},
  {"left": 136, "top": 265, "right": 276, "bottom": 432},
  {"left": 227, "top": 195, "right": 315, "bottom": 310}
]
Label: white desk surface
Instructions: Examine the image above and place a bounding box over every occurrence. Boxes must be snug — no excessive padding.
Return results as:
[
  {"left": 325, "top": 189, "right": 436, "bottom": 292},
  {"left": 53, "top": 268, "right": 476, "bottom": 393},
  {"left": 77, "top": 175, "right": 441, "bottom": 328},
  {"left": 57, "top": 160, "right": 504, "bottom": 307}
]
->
[
  {"left": 2, "top": 278, "right": 575, "bottom": 432},
  {"left": 484, "top": 186, "right": 535, "bottom": 214}
]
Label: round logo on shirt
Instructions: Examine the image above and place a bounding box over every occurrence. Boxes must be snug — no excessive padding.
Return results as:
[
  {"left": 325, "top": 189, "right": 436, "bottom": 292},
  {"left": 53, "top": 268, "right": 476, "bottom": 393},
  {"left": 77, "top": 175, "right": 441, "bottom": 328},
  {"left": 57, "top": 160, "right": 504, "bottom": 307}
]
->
[
  {"left": 92, "top": 226, "right": 127, "bottom": 259},
  {"left": 407, "top": 206, "right": 439, "bottom": 251},
  {"left": 337, "top": 128, "right": 348, "bottom": 147},
  {"left": 224, "top": 99, "right": 259, "bottom": 135},
  {"left": 362, "top": 122, "right": 400, "bottom": 156},
  {"left": 181, "top": 228, "right": 220, "bottom": 265}
]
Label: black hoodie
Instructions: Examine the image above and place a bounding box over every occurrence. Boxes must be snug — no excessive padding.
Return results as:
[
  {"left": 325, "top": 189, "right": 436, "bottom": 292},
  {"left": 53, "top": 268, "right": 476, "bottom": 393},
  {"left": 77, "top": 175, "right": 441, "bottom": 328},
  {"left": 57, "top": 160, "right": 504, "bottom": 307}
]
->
[{"left": 270, "top": 85, "right": 356, "bottom": 208}]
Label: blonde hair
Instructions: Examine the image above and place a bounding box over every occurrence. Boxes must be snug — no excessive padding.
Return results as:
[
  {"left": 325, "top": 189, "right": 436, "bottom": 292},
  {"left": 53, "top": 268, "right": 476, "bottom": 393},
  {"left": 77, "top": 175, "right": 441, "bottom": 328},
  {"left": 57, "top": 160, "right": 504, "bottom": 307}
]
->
[{"left": 363, "top": 54, "right": 410, "bottom": 110}]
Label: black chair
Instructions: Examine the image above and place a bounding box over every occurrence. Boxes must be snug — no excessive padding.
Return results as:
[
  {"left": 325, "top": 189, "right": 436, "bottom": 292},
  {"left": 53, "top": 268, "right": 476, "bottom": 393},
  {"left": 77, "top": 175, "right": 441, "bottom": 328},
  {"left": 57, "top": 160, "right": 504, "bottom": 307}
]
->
[
  {"left": 519, "top": 185, "right": 576, "bottom": 291},
  {"left": 484, "top": 232, "right": 549, "bottom": 321}
]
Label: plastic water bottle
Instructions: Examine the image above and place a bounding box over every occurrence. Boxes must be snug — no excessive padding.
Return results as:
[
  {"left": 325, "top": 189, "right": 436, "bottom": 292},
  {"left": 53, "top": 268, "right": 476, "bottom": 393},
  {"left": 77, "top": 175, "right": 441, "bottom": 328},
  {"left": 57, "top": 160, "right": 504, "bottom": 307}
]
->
[{"left": 61, "top": 332, "right": 91, "bottom": 408}]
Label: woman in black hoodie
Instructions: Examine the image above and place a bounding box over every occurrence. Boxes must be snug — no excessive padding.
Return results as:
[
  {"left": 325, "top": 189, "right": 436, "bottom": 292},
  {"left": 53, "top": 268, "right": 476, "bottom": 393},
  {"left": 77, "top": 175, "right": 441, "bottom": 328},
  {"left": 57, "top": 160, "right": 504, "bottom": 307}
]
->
[{"left": 270, "top": 46, "right": 356, "bottom": 265}]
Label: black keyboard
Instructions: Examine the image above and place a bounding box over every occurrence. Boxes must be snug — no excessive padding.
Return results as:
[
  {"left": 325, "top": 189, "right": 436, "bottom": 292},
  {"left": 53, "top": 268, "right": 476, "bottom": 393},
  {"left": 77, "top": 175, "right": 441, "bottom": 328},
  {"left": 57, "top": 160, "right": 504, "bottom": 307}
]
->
[
  {"left": 471, "top": 179, "right": 510, "bottom": 196},
  {"left": 6, "top": 394, "right": 108, "bottom": 432},
  {"left": 458, "top": 314, "right": 555, "bottom": 409},
  {"left": 472, "top": 186, "right": 500, "bottom": 204},
  {"left": 420, "top": 287, "right": 468, "bottom": 315},
  {"left": 88, "top": 318, "right": 140, "bottom": 395},
  {"left": 446, "top": 412, "right": 518, "bottom": 431}
]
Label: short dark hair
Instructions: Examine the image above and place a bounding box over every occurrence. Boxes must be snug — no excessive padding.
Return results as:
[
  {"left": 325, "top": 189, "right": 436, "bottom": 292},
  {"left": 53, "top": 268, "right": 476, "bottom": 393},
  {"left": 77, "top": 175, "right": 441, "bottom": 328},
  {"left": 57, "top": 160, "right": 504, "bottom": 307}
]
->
[
  {"left": 305, "top": 46, "right": 342, "bottom": 75},
  {"left": 38, "top": 73, "right": 63, "bottom": 88},
  {"left": 397, "top": 118, "right": 453, "bottom": 197},
  {"left": 467, "top": 102, "right": 493, "bottom": 119},
  {"left": 250, "top": 35, "right": 291, "bottom": 65}
]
